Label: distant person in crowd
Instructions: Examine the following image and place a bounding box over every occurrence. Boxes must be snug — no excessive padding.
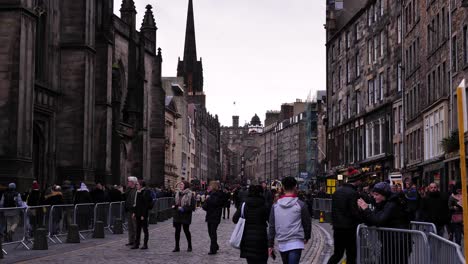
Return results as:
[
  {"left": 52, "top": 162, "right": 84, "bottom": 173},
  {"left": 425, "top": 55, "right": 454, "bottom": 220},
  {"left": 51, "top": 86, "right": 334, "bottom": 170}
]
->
[
  {"left": 236, "top": 184, "right": 249, "bottom": 209},
  {"left": 420, "top": 182, "right": 450, "bottom": 236},
  {"left": 172, "top": 181, "right": 196, "bottom": 252},
  {"left": 261, "top": 181, "right": 273, "bottom": 217},
  {"left": 327, "top": 167, "right": 364, "bottom": 264},
  {"left": 109, "top": 185, "right": 124, "bottom": 202},
  {"left": 202, "top": 181, "right": 226, "bottom": 255},
  {"left": 233, "top": 185, "right": 269, "bottom": 264},
  {"left": 131, "top": 181, "right": 152, "bottom": 249},
  {"left": 61, "top": 180, "right": 74, "bottom": 204},
  {"left": 91, "top": 182, "right": 108, "bottom": 203},
  {"left": 74, "top": 182, "right": 92, "bottom": 204},
  {"left": 0, "top": 183, "right": 26, "bottom": 242},
  {"left": 26, "top": 181, "right": 42, "bottom": 237},
  {"left": 223, "top": 188, "right": 232, "bottom": 220},
  {"left": 125, "top": 176, "right": 138, "bottom": 247},
  {"left": 403, "top": 180, "right": 419, "bottom": 221},
  {"left": 448, "top": 184, "right": 463, "bottom": 245},
  {"left": 357, "top": 182, "right": 411, "bottom": 264},
  {"left": 268, "top": 177, "right": 311, "bottom": 264},
  {"left": 44, "top": 185, "right": 64, "bottom": 235},
  {"left": 26, "top": 181, "right": 41, "bottom": 206}
]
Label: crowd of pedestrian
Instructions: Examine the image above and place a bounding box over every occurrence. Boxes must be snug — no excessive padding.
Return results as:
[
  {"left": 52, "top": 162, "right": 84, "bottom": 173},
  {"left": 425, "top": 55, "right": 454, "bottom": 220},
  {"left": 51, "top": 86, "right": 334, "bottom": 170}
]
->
[{"left": 326, "top": 167, "right": 465, "bottom": 264}]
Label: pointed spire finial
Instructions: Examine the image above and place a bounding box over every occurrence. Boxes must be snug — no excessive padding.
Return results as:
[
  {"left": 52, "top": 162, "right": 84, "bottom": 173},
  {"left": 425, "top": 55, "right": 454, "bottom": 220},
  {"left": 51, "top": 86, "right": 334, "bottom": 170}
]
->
[
  {"left": 183, "top": 0, "right": 197, "bottom": 62},
  {"left": 141, "top": 4, "right": 156, "bottom": 30},
  {"left": 121, "top": 0, "right": 136, "bottom": 10}
]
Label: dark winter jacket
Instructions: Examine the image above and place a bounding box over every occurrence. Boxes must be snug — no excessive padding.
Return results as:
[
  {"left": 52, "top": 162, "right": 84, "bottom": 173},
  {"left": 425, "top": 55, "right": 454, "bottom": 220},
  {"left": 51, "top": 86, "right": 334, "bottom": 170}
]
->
[
  {"left": 420, "top": 191, "right": 450, "bottom": 225},
  {"left": 202, "top": 191, "right": 225, "bottom": 224},
  {"left": 331, "top": 183, "right": 362, "bottom": 229},
  {"left": 27, "top": 190, "right": 41, "bottom": 206},
  {"left": 109, "top": 188, "right": 124, "bottom": 202},
  {"left": 134, "top": 189, "right": 153, "bottom": 218},
  {"left": 44, "top": 191, "right": 64, "bottom": 206},
  {"left": 361, "top": 194, "right": 410, "bottom": 229},
  {"left": 173, "top": 192, "right": 196, "bottom": 225},
  {"left": 236, "top": 187, "right": 249, "bottom": 208},
  {"left": 74, "top": 191, "right": 92, "bottom": 204},
  {"left": 125, "top": 188, "right": 137, "bottom": 212},
  {"left": 61, "top": 187, "right": 74, "bottom": 204},
  {"left": 91, "top": 189, "right": 108, "bottom": 203},
  {"left": 233, "top": 196, "right": 268, "bottom": 260}
]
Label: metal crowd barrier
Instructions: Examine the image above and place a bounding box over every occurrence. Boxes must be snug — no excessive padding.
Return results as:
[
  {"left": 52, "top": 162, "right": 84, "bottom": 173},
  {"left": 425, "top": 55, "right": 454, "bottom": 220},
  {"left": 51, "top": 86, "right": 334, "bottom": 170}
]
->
[
  {"left": 410, "top": 221, "right": 437, "bottom": 234},
  {"left": 357, "top": 224, "right": 430, "bottom": 264},
  {"left": 0, "top": 207, "right": 28, "bottom": 254},
  {"left": 94, "top": 203, "right": 110, "bottom": 233},
  {"left": 74, "top": 203, "right": 95, "bottom": 239},
  {"left": 108, "top": 202, "right": 123, "bottom": 233},
  {"left": 120, "top": 201, "right": 128, "bottom": 230},
  {"left": 25, "top": 205, "right": 51, "bottom": 244},
  {"left": 49, "top": 204, "right": 75, "bottom": 243},
  {"left": 428, "top": 232, "right": 465, "bottom": 264}
]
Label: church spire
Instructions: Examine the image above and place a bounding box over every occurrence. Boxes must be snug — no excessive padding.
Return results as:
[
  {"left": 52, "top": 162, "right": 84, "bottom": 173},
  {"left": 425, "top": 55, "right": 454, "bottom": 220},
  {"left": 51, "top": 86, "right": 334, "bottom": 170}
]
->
[
  {"left": 141, "top": 4, "right": 157, "bottom": 45},
  {"left": 183, "top": 0, "right": 197, "bottom": 65},
  {"left": 120, "top": 0, "right": 137, "bottom": 31}
]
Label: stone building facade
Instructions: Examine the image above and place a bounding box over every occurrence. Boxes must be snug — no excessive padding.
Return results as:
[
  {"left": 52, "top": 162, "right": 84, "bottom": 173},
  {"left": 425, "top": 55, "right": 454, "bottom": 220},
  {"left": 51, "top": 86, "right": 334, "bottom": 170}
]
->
[
  {"left": 326, "top": 0, "right": 402, "bottom": 182},
  {"left": 326, "top": 0, "right": 468, "bottom": 190},
  {"left": 0, "top": 0, "right": 166, "bottom": 190}
]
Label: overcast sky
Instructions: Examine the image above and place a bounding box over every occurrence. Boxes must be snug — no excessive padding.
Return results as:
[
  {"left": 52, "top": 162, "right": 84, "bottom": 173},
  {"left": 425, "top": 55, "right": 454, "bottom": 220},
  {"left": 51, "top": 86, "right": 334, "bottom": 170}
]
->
[{"left": 115, "top": 0, "right": 326, "bottom": 126}]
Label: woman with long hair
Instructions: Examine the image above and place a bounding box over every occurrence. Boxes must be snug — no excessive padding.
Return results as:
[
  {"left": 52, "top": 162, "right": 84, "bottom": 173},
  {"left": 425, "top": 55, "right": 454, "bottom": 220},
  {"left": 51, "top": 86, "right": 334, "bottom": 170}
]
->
[
  {"left": 172, "top": 181, "right": 195, "bottom": 252},
  {"left": 233, "top": 185, "right": 269, "bottom": 264},
  {"left": 202, "top": 181, "right": 225, "bottom": 255}
]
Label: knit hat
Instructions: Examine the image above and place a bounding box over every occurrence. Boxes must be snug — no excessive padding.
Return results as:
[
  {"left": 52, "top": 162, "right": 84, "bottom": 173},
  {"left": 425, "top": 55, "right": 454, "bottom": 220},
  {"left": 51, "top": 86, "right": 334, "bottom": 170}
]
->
[
  {"left": 373, "top": 182, "right": 391, "bottom": 197},
  {"left": 32, "top": 181, "right": 40, "bottom": 190},
  {"left": 8, "top": 183, "right": 16, "bottom": 190}
]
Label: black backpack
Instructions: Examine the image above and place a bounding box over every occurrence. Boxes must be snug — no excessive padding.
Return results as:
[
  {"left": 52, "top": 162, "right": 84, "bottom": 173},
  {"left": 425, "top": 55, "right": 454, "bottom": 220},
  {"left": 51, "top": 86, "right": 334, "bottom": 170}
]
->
[{"left": 3, "top": 191, "right": 18, "bottom": 208}]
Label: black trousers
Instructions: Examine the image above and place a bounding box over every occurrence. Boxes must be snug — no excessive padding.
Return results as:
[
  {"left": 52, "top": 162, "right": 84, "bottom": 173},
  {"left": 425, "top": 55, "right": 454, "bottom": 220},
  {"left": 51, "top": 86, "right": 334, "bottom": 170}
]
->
[
  {"left": 223, "top": 207, "right": 230, "bottom": 219},
  {"left": 174, "top": 223, "right": 192, "bottom": 248},
  {"left": 135, "top": 217, "right": 148, "bottom": 246},
  {"left": 207, "top": 223, "right": 219, "bottom": 252},
  {"left": 327, "top": 228, "right": 357, "bottom": 264}
]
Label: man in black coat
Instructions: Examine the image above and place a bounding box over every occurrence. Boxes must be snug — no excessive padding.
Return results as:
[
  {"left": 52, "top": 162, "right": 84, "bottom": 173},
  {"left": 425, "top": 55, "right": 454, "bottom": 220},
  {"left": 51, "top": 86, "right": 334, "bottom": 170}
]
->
[
  {"left": 202, "top": 181, "right": 226, "bottom": 255},
  {"left": 420, "top": 182, "right": 450, "bottom": 236},
  {"left": 131, "top": 181, "right": 153, "bottom": 250},
  {"left": 327, "top": 168, "right": 364, "bottom": 264}
]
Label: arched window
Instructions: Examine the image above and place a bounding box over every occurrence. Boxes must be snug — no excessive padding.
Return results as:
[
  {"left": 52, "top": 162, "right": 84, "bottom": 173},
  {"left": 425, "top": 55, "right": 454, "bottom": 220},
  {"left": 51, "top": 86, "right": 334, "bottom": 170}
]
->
[{"left": 34, "top": 0, "right": 47, "bottom": 81}]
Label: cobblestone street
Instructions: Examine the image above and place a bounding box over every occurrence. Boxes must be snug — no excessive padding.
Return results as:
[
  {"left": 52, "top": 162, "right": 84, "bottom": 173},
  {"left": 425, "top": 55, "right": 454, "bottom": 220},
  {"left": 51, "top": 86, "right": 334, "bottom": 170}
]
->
[{"left": 6, "top": 207, "right": 331, "bottom": 264}]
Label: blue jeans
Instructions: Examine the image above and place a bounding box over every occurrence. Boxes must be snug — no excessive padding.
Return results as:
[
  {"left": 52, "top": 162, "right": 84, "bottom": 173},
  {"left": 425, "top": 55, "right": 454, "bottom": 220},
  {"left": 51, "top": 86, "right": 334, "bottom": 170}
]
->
[{"left": 280, "top": 249, "right": 302, "bottom": 264}]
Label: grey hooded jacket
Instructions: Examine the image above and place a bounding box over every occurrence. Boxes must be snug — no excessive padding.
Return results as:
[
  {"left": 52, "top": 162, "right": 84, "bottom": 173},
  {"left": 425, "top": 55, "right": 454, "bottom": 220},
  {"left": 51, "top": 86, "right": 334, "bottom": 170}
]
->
[{"left": 268, "top": 196, "right": 311, "bottom": 247}]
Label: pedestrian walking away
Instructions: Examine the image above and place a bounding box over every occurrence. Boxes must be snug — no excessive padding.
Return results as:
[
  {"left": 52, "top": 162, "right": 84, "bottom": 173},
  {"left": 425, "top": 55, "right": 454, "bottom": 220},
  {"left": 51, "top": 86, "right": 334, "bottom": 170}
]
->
[
  {"left": 327, "top": 167, "right": 365, "bottom": 264},
  {"left": 268, "top": 177, "right": 311, "bottom": 264},
  {"left": 233, "top": 185, "right": 269, "bottom": 264},
  {"left": 131, "top": 181, "right": 153, "bottom": 249},
  {"left": 202, "top": 181, "right": 226, "bottom": 255},
  {"left": 172, "top": 181, "right": 196, "bottom": 252},
  {"left": 124, "top": 176, "right": 138, "bottom": 247}
]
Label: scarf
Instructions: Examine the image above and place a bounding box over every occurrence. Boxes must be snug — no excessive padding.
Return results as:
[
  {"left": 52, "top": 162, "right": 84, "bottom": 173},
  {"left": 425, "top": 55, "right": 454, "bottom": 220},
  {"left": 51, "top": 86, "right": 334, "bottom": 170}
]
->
[{"left": 175, "top": 189, "right": 192, "bottom": 207}]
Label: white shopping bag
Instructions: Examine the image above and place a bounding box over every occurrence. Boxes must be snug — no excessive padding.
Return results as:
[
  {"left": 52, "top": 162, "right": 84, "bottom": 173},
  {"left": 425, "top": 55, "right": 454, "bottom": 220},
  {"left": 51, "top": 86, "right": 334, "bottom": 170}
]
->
[{"left": 229, "top": 202, "right": 246, "bottom": 249}]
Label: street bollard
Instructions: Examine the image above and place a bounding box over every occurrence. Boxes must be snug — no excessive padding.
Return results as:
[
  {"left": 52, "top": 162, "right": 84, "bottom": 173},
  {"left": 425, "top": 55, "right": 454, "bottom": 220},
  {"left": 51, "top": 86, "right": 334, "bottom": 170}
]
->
[
  {"left": 113, "top": 219, "right": 123, "bottom": 234},
  {"left": 67, "top": 224, "right": 80, "bottom": 243},
  {"left": 93, "top": 221, "right": 105, "bottom": 238},
  {"left": 33, "top": 228, "right": 48, "bottom": 250}
]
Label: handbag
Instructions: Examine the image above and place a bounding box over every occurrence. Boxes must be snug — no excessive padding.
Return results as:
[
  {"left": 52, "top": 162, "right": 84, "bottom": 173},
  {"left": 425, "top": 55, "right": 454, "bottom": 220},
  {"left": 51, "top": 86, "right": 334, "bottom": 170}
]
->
[
  {"left": 452, "top": 212, "right": 463, "bottom": 223},
  {"left": 229, "top": 203, "right": 246, "bottom": 249}
]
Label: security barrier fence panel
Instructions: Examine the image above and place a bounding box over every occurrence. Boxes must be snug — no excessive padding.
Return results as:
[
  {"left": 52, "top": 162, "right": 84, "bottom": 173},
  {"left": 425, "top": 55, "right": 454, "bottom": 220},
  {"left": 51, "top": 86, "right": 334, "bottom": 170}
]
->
[
  {"left": 357, "top": 224, "right": 430, "bottom": 264},
  {"left": 108, "top": 202, "right": 123, "bottom": 233},
  {"left": 48, "top": 204, "right": 75, "bottom": 243},
  {"left": 94, "top": 203, "right": 110, "bottom": 232},
  {"left": 0, "top": 207, "right": 28, "bottom": 252},
  {"left": 410, "top": 221, "right": 437, "bottom": 235},
  {"left": 73, "top": 203, "right": 95, "bottom": 239},
  {"left": 428, "top": 232, "right": 465, "bottom": 264},
  {"left": 25, "top": 205, "right": 51, "bottom": 244}
]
